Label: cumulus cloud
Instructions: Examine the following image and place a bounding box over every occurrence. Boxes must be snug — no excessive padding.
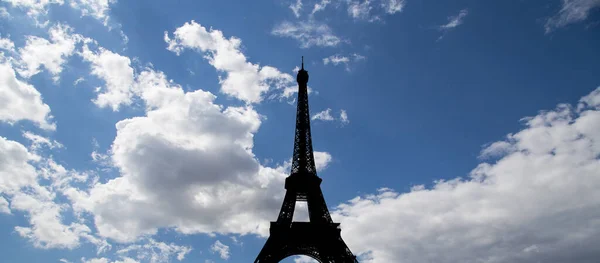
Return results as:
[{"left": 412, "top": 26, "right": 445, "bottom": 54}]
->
[
  {"left": 312, "top": 108, "right": 335, "bottom": 121},
  {"left": 3, "top": 0, "right": 116, "bottom": 25},
  {"left": 0, "top": 196, "right": 10, "bottom": 214},
  {"left": 60, "top": 66, "right": 332, "bottom": 243},
  {"left": 17, "top": 23, "right": 83, "bottom": 81},
  {"left": 0, "top": 59, "right": 55, "bottom": 130},
  {"left": 80, "top": 45, "right": 135, "bottom": 110},
  {"left": 0, "top": 136, "right": 103, "bottom": 249},
  {"left": 545, "top": 0, "right": 600, "bottom": 32},
  {"left": 210, "top": 240, "right": 230, "bottom": 260},
  {"left": 0, "top": 36, "right": 15, "bottom": 51},
  {"left": 165, "top": 21, "right": 295, "bottom": 104},
  {"left": 332, "top": 87, "right": 600, "bottom": 263},
  {"left": 272, "top": 20, "right": 343, "bottom": 48},
  {"left": 0, "top": 137, "right": 40, "bottom": 196}
]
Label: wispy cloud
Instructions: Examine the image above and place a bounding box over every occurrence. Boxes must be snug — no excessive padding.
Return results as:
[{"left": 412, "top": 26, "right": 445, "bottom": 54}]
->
[
  {"left": 545, "top": 0, "right": 600, "bottom": 33},
  {"left": 312, "top": 108, "right": 350, "bottom": 125},
  {"left": 313, "top": 0, "right": 405, "bottom": 21},
  {"left": 340, "top": 109, "right": 349, "bottom": 125},
  {"left": 437, "top": 8, "right": 469, "bottom": 41},
  {"left": 290, "top": 0, "right": 303, "bottom": 18},
  {"left": 311, "top": 0, "right": 332, "bottom": 15},
  {"left": 323, "top": 53, "right": 366, "bottom": 71},
  {"left": 210, "top": 240, "right": 230, "bottom": 260},
  {"left": 272, "top": 20, "right": 343, "bottom": 48}
]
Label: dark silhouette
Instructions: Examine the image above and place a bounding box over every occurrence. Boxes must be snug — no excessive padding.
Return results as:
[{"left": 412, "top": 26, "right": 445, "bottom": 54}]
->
[{"left": 254, "top": 58, "right": 358, "bottom": 263}]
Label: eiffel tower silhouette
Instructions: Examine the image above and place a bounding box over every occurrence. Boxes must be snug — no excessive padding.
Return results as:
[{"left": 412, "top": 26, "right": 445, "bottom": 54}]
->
[{"left": 254, "top": 58, "right": 358, "bottom": 263}]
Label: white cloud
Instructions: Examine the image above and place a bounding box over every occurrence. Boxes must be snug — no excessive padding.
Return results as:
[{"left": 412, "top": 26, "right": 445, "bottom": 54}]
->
[
  {"left": 439, "top": 8, "right": 469, "bottom": 30},
  {"left": 0, "top": 136, "right": 98, "bottom": 249},
  {"left": 69, "top": 0, "right": 115, "bottom": 25},
  {"left": 312, "top": 108, "right": 335, "bottom": 121},
  {"left": 12, "top": 190, "right": 92, "bottom": 249},
  {"left": 210, "top": 240, "right": 230, "bottom": 260},
  {"left": 0, "top": 136, "right": 39, "bottom": 196},
  {"left": 83, "top": 257, "right": 140, "bottom": 263},
  {"left": 545, "top": 0, "right": 600, "bottom": 32},
  {"left": 352, "top": 53, "right": 366, "bottom": 61},
  {"left": 323, "top": 54, "right": 365, "bottom": 71},
  {"left": 22, "top": 131, "right": 64, "bottom": 151},
  {"left": 348, "top": 0, "right": 378, "bottom": 21},
  {"left": 479, "top": 140, "right": 515, "bottom": 159},
  {"left": 165, "top": 21, "right": 295, "bottom": 104},
  {"left": 294, "top": 255, "right": 319, "bottom": 263},
  {"left": 311, "top": 0, "right": 331, "bottom": 15},
  {"left": 3, "top": 0, "right": 115, "bottom": 25},
  {"left": 312, "top": 108, "right": 349, "bottom": 125},
  {"left": 314, "top": 151, "right": 333, "bottom": 171},
  {"left": 340, "top": 109, "right": 349, "bottom": 125},
  {"left": 116, "top": 238, "right": 192, "bottom": 263},
  {"left": 80, "top": 45, "right": 135, "bottom": 110},
  {"left": 332, "top": 87, "right": 600, "bottom": 263},
  {"left": 437, "top": 9, "right": 469, "bottom": 40},
  {"left": 0, "top": 36, "right": 15, "bottom": 51},
  {"left": 0, "top": 196, "right": 10, "bottom": 214},
  {"left": 272, "top": 20, "right": 343, "bottom": 48},
  {"left": 74, "top": 77, "right": 85, "bottom": 86},
  {"left": 17, "top": 23, "right": 83, "bottom": 81},
  {"left": 311, "top": 0, "right": 403, "bottom": 20},
  {"left": 290, "top": 0, "right": 303, "bottom": 18},
  {"left": 0, "top": 7, "right": 10, "bottom": 18},
  {"left": 2, "top": 0, "right": 64, "bottom": 18},
  {"left": 0, "top": 59, "right": 55, "bottom": 130},
  {"left": 323, "top": 55, "right": 350, "bottom": 66},
  {"left": 382, "top": 0, "right": 404, "bottom": 14},
  {"left": 62, "top": 68, "right": 291, "bottom": 242}
]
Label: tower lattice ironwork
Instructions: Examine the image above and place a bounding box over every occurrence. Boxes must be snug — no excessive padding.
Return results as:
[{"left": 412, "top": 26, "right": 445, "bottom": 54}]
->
[{"left": 254, "top": 58, "right": 358, "bottom": 263}]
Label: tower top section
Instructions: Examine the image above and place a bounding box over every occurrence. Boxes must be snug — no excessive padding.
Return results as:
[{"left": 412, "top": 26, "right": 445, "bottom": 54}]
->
[{"left": 297, "top": 56, "right": 309, "bottom": 84}]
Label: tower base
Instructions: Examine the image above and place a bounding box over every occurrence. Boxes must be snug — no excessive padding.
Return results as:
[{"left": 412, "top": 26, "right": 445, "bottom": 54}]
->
[{"left": 254, "top": 222, "right": 358, "bottom": 263}]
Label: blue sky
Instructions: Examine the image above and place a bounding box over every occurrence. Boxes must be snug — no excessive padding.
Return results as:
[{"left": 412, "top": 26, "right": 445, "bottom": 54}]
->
[{"left": 1, "top": 0, "right": 600, "bottom": 262}]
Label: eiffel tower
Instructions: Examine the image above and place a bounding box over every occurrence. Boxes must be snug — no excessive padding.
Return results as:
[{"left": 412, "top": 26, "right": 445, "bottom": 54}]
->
[{"left": 254, "top": 58, "right": 358, "bottom": 263}]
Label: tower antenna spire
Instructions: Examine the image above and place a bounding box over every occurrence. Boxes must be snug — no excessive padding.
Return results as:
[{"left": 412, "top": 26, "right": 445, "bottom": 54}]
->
[{"left": 301, "top": 56, "right": 304, "bottom": 70}]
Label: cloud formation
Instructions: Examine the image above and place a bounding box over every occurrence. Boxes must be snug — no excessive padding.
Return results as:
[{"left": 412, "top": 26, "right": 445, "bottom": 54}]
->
[
  {"left": 333, "top": 87, "right": 600, "bottom": 263},
  {"left": 165, "top": 21, "right": 295, "bottom": 104},
  {"left": 545, "top": 0, "right": 600, "bottom": 32},
  {"left": 323, "top": 53, "right": 365, "bottom": 71},
  {"left": 272, "top": 20, "right": 343, "bottom": 48},
  {"left": 437, "top": 8, "right": 469, "bottom": 40},
  {"left": 0, "top": 58, "right": 55, "bottom": 130}
]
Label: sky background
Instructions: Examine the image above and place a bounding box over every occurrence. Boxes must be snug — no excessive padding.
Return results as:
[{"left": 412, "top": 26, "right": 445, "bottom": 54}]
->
[{"left": 1, "top": 0, "right": 600, "bottom": 263}]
